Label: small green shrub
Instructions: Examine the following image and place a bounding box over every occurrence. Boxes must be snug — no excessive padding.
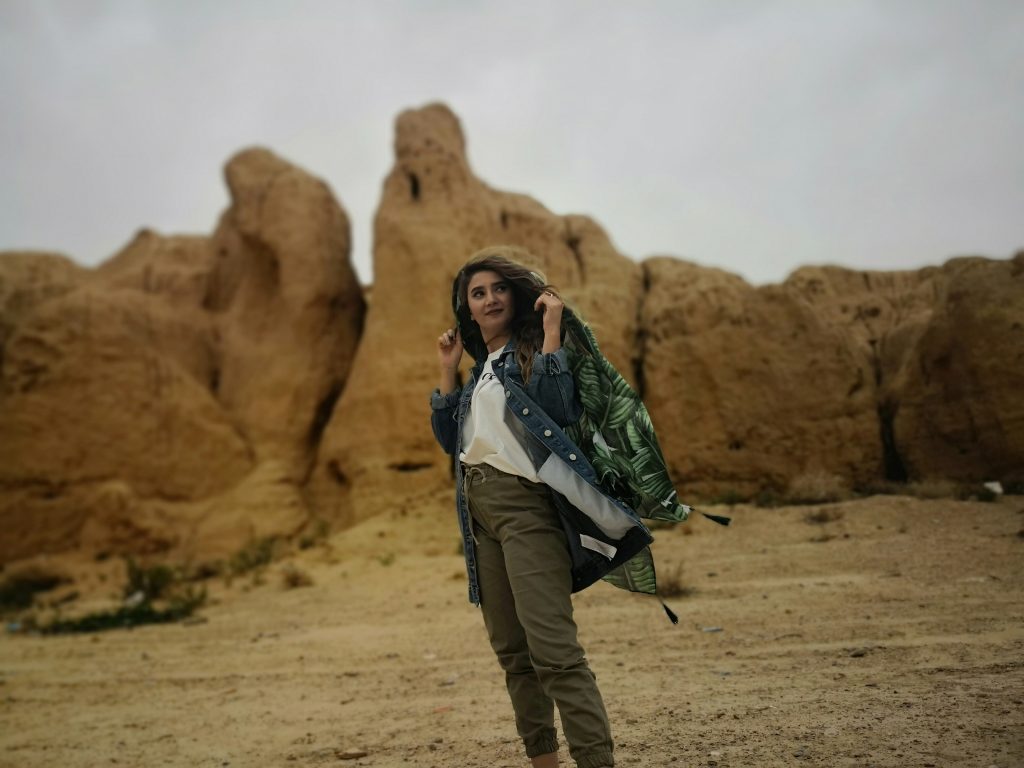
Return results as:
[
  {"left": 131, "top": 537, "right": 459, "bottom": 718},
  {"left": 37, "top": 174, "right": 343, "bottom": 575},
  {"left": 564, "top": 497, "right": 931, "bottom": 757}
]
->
[
  {"left": 0, "top": 573, "right": 67, "bottom": 611},
  {"left": 40, "top": 584, "right": 206, "bottom": 635},
  {"left": 228, "top": 537, "right": 279, "bottom": 576},
  {"left": 38, "top": 557, "right": 207, "bottom": 635},
  {"left": 124, "top": 558, "right": 176, "bottom": 601}
]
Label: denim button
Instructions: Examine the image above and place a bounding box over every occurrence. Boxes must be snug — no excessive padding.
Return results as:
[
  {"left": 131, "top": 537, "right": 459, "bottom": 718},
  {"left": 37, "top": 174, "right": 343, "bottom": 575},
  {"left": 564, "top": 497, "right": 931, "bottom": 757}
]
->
[
  {"left": 522, "top": 407, "right": 529, "bottom": 415},
  {"left": 543, "top": 429, "right": 552, "bottom": 437},
  {"left": 569, "top": 453, "right": 577, "bottom": 461},
  {"left": 505, "top": 390, "right": 511, "bottom": 398}
]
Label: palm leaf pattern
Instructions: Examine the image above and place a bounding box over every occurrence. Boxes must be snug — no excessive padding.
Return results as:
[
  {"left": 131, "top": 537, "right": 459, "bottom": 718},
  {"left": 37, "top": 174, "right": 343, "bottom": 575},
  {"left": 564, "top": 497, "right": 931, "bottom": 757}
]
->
[
  {"left": 602, "top": 546, "right": 657, "bottom": 595},
  {"left": 564, "top": 316, "right": 691, "bottom": 524},
  {"left": 562, "top": 314, "right": 693, "bottom": 594}
]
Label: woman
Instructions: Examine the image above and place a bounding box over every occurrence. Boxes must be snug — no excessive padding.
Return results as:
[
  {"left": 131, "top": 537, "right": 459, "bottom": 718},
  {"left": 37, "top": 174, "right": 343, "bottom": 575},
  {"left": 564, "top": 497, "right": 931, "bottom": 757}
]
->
[{"left": 430, "top": 246, "right": 653, "bottom": 768}]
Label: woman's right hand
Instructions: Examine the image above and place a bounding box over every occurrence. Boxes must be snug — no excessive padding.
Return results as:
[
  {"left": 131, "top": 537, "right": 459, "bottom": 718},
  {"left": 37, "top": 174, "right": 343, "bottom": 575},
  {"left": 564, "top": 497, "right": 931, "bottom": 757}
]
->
[{"left": 437, "top": 327, "right": 463, "bottom": 371}]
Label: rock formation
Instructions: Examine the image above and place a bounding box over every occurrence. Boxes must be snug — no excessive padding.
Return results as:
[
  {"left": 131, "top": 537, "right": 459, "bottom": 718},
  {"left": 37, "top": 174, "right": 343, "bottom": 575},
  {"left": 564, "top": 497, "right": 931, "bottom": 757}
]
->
[
  {"left": 641, "top": 253, "right": 1024, "bottom": 497},
  {"left": 0, "top": 150, "right": 364, "bottom": 564},
  {"left": 1, "top": 102, "right": 1021, "bottom": 579},
  {"left": 309, "top": 104, "right": 644, "bottom": 525},
  {"left": 887, "top": 255, "right": 1024, "bottom": 482},
  {"left": 640, "top": 258, "right": 883, "bottom": 498}
]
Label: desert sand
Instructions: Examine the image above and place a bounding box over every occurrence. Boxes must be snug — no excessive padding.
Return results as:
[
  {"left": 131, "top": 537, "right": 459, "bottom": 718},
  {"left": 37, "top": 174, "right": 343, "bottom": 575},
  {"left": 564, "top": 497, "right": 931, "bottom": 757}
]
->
[{"left": 2, "top": 492, "right": 1021, "bottom": 768}]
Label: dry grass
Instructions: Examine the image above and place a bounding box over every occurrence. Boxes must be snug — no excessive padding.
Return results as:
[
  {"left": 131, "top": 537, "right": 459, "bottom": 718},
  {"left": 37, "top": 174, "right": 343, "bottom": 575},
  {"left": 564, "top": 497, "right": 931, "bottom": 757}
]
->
[
  {"left": 803, "top": 508, "right": 845, "bottom": 525},
  {"left": 905, "top": 479, "right": 959, "bottom": 499},
  {"left": 280, "top": 564, "right": 313, "bottom": 589},
  {"left": 657, "top": 562, "right": 696, "bottom": 599},
  {"left": 785, "top": 470, "right": 851, "bottom": 504},
  {"left": 856, "top": 478, "right": 1001, "bottom": 502}
]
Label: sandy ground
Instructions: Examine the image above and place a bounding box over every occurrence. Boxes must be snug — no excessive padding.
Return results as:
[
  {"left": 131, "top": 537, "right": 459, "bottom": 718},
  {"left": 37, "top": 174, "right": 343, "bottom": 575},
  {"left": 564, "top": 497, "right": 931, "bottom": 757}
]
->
[{"left": 1, "top": 490, "right": 1022, "bottom": 768}]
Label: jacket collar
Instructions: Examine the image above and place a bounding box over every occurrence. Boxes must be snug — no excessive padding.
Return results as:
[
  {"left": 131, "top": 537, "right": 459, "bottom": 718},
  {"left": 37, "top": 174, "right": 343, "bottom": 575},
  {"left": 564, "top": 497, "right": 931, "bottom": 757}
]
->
[{"left": 470, "top": 337, "right": 516, "bottom": 376}]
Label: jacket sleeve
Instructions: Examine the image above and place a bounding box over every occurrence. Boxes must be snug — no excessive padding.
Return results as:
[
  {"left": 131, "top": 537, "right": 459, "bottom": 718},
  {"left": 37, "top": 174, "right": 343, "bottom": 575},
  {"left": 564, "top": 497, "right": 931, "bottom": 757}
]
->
[
  {"left": 430, "top": 387, "right": 461, "bottom": 456},
  {"left": 524, "top": 348, "right": 582, "bottom": 428}
]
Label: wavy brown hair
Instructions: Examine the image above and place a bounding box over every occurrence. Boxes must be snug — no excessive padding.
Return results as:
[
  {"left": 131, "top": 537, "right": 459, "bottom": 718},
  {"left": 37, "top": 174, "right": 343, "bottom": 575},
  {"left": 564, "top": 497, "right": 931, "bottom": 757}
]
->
[{"left": 452, "top": 246, "right": 571, "bottom": 384}]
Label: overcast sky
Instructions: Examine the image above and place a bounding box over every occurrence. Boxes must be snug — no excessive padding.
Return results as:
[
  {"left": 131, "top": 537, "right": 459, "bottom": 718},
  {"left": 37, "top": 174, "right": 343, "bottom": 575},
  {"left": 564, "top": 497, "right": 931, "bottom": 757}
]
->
[{"left": 2, "top": 0, "right": 1022, "bottom": 286}]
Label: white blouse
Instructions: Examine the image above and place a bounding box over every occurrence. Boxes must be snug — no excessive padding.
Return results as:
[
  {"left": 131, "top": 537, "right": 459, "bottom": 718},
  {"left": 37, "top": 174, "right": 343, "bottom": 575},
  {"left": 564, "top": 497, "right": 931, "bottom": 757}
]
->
[{"left": 459, "top": 347, "right": 541, "bottom": 482}]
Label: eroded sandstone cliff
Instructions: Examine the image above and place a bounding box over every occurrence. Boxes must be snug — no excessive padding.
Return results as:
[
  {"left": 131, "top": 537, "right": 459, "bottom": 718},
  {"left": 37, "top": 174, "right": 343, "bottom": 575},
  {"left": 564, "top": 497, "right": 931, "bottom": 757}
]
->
[
  {"left": 1, "top": 103, "right": 1020, "bottom": 576},
  {"left": 0, "top": 149, "right": 364, "bottom": 564},
  {"left": 308, "top": 104, "right": 644, "bottom": 526}
]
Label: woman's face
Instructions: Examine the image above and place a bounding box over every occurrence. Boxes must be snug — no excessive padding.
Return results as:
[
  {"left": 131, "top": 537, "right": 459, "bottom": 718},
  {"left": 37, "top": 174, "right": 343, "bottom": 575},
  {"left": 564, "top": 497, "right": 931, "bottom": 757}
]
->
[{"left": 466, "top": 269, "right": 515, "bottom": 338}]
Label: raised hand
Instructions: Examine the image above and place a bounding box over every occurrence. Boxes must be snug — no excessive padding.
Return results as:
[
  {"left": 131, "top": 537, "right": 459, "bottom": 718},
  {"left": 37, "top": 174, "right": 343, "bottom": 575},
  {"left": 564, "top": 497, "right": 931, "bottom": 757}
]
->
[
  {"left": 534, "top": 290, "right": 564, "bottom": 354},
  {"left": 437, "top": 327, "right": 464, "bottom": 371}
]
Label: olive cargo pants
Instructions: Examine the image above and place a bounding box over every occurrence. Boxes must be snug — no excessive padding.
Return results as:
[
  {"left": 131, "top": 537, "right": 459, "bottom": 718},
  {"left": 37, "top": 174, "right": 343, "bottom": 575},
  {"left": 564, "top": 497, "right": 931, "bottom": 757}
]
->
[{"left": 463, "top": 462, "right": 615, "bottom": 768}]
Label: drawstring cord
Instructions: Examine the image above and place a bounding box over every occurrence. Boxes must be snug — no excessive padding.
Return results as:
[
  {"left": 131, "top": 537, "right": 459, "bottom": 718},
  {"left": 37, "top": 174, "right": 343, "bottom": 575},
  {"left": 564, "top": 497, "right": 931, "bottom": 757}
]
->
[{"left": 462, "top": 465, "right": 486, "bottom": 545}]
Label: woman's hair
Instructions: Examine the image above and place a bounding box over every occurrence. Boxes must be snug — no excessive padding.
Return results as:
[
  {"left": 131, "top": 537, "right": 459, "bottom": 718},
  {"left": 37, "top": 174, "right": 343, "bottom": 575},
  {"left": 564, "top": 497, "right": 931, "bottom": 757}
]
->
[{"left": 453, "top": 245, "right": 569, "bottom": 383}]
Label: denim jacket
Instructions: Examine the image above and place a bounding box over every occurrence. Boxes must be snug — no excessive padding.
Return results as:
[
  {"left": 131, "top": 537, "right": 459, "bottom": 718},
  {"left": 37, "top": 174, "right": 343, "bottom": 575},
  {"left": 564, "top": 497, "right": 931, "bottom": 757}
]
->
[{"left": 430, "top": 342, "right": 653, "bottom": 605}]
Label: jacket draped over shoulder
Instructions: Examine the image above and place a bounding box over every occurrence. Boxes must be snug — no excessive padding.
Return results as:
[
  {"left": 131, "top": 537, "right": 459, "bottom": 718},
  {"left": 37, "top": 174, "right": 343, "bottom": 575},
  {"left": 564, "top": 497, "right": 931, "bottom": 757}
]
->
[{"left": 430, "top": 342, "right": 654, "bottom": 605}]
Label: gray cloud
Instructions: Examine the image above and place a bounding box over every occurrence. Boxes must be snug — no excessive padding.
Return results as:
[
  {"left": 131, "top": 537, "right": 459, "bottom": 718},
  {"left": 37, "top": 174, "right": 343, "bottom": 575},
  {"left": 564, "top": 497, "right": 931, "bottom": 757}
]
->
[{"left": 2, "top": 0, "right": 1022, "bottom": 285}]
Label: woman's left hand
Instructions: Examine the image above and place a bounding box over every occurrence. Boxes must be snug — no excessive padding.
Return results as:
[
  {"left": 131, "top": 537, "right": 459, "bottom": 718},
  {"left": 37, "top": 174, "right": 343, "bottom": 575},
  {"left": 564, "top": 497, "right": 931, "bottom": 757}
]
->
[
  {"left": 534, "top": 290, "right": 564, "bottom": 331},
  {"left": 535, "top": 290, "right": 564, "bottom": 353}
]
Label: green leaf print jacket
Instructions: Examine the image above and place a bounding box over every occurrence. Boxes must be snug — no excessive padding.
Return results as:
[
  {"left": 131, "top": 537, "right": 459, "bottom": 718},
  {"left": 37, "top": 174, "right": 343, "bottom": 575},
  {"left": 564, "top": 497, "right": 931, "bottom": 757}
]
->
[{"left": 560, "top": 311, "right": 728, "bottom": 597}]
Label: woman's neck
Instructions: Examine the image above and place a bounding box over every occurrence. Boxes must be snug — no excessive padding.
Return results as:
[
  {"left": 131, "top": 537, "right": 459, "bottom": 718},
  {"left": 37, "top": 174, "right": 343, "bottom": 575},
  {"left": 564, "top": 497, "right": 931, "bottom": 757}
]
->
[{"left": 484, "top": 331, "right": 511, "bottom": 354}]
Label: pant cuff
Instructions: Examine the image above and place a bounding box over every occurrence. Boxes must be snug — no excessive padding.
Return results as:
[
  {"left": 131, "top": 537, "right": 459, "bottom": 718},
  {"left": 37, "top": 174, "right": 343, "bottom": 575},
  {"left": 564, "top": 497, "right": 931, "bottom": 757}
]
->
[
  {"left": 576, "top": 750, "right": 615, "bottom": 768},
  {"left": 524, "top": 734, "right": 560, "bottom": 759}
]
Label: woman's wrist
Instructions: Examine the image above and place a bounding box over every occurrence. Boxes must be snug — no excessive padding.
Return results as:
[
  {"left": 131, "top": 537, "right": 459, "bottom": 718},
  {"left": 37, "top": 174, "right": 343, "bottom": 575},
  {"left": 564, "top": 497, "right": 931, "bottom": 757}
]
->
[
  {"left": 439, "top": 365, "right": 458, "bottom": 395},
  {"left": 542, "top": 329, "right": 561, "bottom": 354}
]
